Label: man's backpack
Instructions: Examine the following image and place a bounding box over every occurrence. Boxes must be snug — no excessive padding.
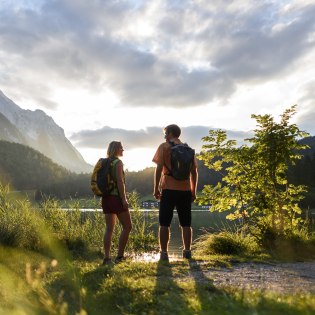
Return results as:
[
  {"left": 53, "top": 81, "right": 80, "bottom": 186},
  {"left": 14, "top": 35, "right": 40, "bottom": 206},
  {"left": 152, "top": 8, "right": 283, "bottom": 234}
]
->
[
  {"left": 167, "top": 142, "right": 195, "bottom": 180},
  {"left": 91, "top": 158, "right": 118, "bottom": 196}
]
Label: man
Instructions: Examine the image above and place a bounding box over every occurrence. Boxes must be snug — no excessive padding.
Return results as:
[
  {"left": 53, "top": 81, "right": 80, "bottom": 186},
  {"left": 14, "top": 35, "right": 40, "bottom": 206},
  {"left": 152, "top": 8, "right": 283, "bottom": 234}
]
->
[{"left": 153, "top": 124, "right": 198, "bottom": 261}]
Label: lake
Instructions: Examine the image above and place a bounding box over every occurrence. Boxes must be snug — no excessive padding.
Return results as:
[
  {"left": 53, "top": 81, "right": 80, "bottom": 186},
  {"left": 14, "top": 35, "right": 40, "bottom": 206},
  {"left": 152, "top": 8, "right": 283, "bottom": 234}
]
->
[
  {"left": 80, "top": 207, "right": 315, "bottom": 256},
  {"left": 81, "top": 209, "right": 235, "bottom": 255},
  {"left": 140, "top": 209, "right": 234, "bottom": 255}
]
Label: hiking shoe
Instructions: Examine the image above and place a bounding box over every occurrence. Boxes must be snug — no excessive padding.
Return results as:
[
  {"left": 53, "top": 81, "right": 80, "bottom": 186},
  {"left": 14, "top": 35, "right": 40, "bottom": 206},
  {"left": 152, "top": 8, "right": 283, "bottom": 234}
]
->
[
  {"left": 159, "top": 251, "right": 169, "bottom": 262},
  {"left": 114, "top": 256, "right": 127, "bottom": 264},
  {"left": 102, "top": 258, "right": 112, "bottom": 266},
  {"left": 182, "top": 250, "right": 192, "bottom": 259}
]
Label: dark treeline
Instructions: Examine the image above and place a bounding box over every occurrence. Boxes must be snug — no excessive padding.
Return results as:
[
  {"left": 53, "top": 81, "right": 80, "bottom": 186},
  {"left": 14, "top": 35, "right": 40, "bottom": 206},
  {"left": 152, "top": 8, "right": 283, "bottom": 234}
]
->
[
  {"left": 0, "top": 140, "right": 221, "bottom": 200},
  {"left": 37, "top": 158, "right": 221, "bottom": 199},
  {"left": 288, "top": 152, "right": 315, "bottom": 209},
  {"left": 0, "top": 140, "right": 73, "bottom": 190},
  {"left": 1, "top": 138, "right": 315, "bottom": 207},
  {"left": 125, "top": 159, "right": 222, "bottom": 197}
]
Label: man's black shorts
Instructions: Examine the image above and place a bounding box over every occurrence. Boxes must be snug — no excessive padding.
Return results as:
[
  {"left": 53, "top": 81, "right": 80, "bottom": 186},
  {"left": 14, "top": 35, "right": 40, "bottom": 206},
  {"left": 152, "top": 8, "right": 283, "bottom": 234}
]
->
[{"left": 159, "top": 189, "right": 192, "bottom": 227}]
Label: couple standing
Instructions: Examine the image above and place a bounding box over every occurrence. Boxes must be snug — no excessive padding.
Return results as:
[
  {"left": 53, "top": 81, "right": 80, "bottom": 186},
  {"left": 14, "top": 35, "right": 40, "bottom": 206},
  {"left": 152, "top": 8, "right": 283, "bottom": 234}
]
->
[{"left": 102, "top": 124, "right": 198, "bottom": 265}]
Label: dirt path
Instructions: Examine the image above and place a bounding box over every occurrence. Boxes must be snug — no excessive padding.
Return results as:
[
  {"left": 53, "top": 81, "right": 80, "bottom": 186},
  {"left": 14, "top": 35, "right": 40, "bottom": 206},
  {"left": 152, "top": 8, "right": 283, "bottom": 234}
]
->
[
  {"left": 188, "top": 261, "right": 315, "bottom": 294},
  {"left": 134, "top": 253, "right": 315, "bottom": 293}
]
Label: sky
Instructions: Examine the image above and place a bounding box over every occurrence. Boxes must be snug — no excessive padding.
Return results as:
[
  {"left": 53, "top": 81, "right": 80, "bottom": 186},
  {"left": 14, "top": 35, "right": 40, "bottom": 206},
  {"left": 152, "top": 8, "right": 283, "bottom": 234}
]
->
[{"left": 0, "top": 0, "right": 315, "bottom": 171}]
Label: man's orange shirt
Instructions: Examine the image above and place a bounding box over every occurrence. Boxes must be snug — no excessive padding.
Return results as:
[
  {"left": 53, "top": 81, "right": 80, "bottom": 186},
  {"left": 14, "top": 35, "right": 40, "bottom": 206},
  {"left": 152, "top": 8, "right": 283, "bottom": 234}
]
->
[{"left": 152, "top": 141, "right": 197, "bottom": 191}]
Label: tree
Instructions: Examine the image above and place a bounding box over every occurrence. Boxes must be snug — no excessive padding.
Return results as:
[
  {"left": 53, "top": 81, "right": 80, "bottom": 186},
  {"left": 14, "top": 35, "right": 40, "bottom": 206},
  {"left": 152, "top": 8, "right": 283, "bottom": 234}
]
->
[{"left": 197, "top": 105, "right": 309, "bottom": 234}]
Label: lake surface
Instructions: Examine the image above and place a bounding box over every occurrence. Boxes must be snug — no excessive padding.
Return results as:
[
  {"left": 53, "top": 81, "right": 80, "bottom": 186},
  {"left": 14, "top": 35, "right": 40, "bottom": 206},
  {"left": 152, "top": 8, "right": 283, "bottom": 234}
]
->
[
  {"left": 140, "top": 210, "right": 234, "bottom": 255},
  {"left": 80, "top": 208, "right": 315, "bottom": 256},
  {"left": 81, "top": 209, "right": 235, "bottom": 255}
]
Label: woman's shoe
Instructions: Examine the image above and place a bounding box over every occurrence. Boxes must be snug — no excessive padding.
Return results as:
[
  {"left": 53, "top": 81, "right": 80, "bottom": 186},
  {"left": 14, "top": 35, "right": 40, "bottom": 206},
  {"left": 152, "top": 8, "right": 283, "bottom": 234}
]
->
[{"left": 102, "top": 258, "right": 112, "bottom": 265}]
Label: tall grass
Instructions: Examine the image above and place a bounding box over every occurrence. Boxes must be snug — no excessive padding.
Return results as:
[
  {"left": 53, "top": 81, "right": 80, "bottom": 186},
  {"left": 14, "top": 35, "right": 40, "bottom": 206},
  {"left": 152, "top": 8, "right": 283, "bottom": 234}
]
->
[
  {"left": 0, "top": 184, "right": 158, "bottom": 314},
  {"left": 1, "top": 184, "right": 315, "bottom": 314},
  {"left": 194, "top": 219, "right": 315, "bottom": 260},
  {"left": 0, "top": 184, "right": 157, "bottom": 255}
]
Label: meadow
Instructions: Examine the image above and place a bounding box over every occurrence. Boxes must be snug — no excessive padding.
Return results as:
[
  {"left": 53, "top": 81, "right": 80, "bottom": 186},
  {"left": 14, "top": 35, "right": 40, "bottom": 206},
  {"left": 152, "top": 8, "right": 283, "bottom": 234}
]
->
[{"left": 1, "top": 184, "right": 315, "bottom": 314}]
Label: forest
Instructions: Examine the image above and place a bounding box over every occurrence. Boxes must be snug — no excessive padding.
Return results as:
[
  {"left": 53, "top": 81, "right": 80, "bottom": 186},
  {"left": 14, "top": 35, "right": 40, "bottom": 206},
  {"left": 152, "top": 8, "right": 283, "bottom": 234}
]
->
[{"left": 1, "top": 137, "right": 315, "bottom": 207}]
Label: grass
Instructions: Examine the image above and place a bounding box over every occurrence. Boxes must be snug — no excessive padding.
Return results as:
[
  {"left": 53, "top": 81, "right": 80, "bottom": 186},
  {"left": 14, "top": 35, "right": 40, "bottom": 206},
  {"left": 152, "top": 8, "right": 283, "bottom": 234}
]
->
[
  {"left": 1, "top": 245, "right": 315, "bottom": 315},
  {"left": 1, "top": 183, "right": 315, "bottom": 314},
  {"left": 0, "top": 184, "right": 158, "bottom": 255},
  {"left": 193, "top": 230, "right": 315, "bottom": 263}
]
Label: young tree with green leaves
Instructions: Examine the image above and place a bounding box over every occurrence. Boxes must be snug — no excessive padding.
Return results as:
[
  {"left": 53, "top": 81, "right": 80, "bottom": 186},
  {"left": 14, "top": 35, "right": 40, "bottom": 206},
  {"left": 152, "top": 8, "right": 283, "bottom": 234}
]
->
[{"left": 197, "top": 105, "right": 309, "bottom": 235}]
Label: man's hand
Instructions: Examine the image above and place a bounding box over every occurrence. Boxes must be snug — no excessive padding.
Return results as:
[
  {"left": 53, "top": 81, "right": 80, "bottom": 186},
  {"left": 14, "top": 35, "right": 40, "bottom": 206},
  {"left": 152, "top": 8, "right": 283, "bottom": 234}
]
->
[
  {"left": 153, "top": 165, "right": 162, "bottom": 200},
  {"left": 153, "top": 189, "right": 161, "bottom": 200}
]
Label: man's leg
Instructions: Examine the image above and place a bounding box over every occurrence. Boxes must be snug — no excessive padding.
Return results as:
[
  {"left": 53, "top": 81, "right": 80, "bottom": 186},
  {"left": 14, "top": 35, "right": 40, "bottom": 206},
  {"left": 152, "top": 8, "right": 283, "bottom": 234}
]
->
[
  {"left": 181, "top": 226, "right": 192, "bottom": 251},
  {"left": 159, "top": 226, "right": 170, "bottom": 252},
  {"left": 159, "top": 190, "right": 174, "bottom": 260},
  {"left": 177, "top": 191, "right": 192, "bottom": 258}
]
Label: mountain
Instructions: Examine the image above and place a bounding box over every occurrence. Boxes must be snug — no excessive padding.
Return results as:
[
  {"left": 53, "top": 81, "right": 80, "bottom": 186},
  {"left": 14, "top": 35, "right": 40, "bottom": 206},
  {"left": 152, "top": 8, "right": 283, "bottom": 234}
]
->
[
  {"left": 0, "top": 112, "right": 26, "bottom": 143},
  {"left": 0, "top": 90, "right": 92, "bottom": 173},
  {"left": 299, "top": 136, "right": 315, "bottom": 157},
  {"left": 0, "top": 140, "right": 92, "bottom": 199},
  {"left": 0, "top": 140, "right": 72, "bottom": 190}
]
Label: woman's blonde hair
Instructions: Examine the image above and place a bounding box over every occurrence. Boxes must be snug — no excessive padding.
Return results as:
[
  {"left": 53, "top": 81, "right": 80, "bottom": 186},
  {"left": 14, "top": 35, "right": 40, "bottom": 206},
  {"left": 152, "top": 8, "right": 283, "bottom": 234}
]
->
[{"left": 107, "top": 141, "right": 122, "bottom": 158}]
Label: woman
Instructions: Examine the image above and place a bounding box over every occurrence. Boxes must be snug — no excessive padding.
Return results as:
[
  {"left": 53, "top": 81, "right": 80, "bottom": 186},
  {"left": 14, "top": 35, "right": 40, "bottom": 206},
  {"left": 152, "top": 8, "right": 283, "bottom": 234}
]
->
[{"left": 102, "top": 141, "right": 132, "bottom": 265}]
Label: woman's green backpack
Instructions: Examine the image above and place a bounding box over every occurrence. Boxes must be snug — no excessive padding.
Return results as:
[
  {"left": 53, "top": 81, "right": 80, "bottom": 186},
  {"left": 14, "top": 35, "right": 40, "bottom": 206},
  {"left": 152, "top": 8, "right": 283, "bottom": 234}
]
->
[{"left": 90, "top": 158, "right": 119, "bottom": 196}]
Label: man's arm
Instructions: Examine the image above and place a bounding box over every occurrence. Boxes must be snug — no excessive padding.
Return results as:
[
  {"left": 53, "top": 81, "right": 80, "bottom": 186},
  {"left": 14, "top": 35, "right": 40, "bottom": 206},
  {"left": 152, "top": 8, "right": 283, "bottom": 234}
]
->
[
  {"left": 153, "top": 164, "right": 163, "bottom": 200},
  {"left": 190, "top": 168, "right": 198, "bottom": 202}
]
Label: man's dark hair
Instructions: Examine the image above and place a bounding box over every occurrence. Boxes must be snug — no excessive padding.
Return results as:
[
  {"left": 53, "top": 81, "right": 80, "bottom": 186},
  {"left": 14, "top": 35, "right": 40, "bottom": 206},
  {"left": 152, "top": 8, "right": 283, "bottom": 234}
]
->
[{"left": 164, "top": 124, "right": 181, "bottom": 138}]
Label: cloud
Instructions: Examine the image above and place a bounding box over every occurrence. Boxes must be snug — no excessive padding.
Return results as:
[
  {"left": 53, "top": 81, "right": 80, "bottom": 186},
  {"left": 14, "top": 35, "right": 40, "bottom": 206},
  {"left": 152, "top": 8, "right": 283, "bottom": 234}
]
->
[
  {"left": 70, "top": 125, "right": 252, "bottom": 152},
  {"left": 211, "top": 3, "right": 315, "bottom": 81},
  {"left": 70, "top": 126, "right": 163, "bottom": 150},
  {"left": 297, "top": 80, "right": 315, "bottom": 135},
  {"left": 35, "top": 97, "right": 59, "bottom": 110},
  {"left": 298, "top": 112, "right": 315, "bottom": 136},
  {"left": 0, "top": 0, "right": 314, "bottom": 109}
]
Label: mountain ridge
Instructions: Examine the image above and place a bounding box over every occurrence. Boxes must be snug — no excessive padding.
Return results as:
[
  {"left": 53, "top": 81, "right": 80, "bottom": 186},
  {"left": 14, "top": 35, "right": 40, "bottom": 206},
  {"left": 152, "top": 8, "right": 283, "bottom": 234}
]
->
[{"left": 0, "top": 90, "right": 92, "bottom": 173}]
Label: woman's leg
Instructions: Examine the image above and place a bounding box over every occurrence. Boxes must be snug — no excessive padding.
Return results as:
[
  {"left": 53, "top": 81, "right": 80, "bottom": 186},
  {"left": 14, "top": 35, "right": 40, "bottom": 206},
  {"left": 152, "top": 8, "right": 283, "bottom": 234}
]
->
[
  {"left": 104, "top": 213, "right": 116, "bottom": 259},
  {"left": 116, "top": 211, "right": 132, "bottom": 257}
]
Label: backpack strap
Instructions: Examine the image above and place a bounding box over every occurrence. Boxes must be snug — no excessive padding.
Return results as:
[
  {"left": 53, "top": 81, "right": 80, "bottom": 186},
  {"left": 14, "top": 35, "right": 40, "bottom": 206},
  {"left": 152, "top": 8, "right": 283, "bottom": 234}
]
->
[
  {"left": 110, "top": 158, "right": 120, "bottom": 180},
  {"left": 164, "top": 141, "right": 176, "bottom": 176},
  {"left": 110, "top": 158, "right": 122, "bottom": 196}
]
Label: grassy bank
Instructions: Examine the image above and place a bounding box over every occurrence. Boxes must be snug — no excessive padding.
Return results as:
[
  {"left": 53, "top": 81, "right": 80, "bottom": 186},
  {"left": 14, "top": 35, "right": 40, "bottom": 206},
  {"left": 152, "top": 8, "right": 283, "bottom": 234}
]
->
[
  {"left": 1, "top": 184, "right": 315, "bottom": 314},
  {"left": 1, "top": 245, "right": 315, "bottom": 315},
  {"left": 1, "top": 184, "right": 158, "bottom": 255}
]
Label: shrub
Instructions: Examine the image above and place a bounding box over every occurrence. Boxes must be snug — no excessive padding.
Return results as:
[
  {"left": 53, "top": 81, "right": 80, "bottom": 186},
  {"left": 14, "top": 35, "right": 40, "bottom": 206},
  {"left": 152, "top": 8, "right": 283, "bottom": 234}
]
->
[
  {"left": 194, "top": 231, "right": 259, "bottom": 256},
  {"left": 263, "top": 230, "right": 315, "bottom": 260}
]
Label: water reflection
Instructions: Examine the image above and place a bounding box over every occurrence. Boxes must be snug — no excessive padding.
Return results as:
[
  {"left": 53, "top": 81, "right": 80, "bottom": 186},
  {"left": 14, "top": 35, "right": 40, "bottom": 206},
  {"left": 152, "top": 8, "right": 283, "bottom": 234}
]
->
[
  {"left": 133, "top": 252, "right": 184, "bottom": 262},
  {"left": 138, "top": 210, "right": 231, "bottom": 256},
  {"left": 79, "top": 209, "right": 232, "bottom": 256}
]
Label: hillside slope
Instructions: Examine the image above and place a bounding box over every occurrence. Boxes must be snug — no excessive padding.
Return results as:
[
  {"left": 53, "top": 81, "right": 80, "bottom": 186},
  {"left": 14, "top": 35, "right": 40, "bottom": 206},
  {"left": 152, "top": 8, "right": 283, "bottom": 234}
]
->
[
  {"left": 0, "top": 90, "right": 92, "bottom": 173},
  {"left": 0, "top": 140, "right": 72, "bottom": 190}
]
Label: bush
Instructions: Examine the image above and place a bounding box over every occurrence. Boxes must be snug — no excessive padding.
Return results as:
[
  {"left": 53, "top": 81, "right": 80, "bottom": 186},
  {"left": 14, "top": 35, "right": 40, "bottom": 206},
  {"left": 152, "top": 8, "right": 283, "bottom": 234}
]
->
[
  {"left": 194, "top": 231, "right": 259, "bottom": 256},
  {"left": 248, "top": 216, "right": 315, "bottom": 260},
  {"left": 262, "top": 230, "right": 315, "bottom": 260}
]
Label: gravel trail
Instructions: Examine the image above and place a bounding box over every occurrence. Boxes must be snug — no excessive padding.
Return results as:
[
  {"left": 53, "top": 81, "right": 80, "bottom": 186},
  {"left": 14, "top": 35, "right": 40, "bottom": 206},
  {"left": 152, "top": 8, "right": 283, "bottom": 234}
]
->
[{"left": 189, "top": 261, "right": 315, "bottom": 293}]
